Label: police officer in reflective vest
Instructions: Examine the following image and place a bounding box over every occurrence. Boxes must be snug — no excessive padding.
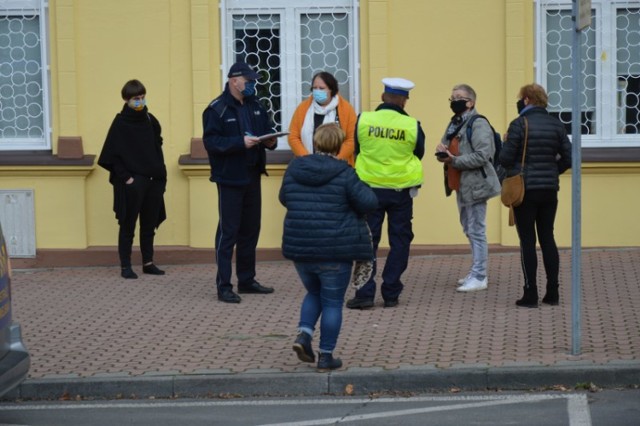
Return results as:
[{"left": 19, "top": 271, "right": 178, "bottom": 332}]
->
[{"left": 347, "top": 78, "right": 425, "bottom": 309}]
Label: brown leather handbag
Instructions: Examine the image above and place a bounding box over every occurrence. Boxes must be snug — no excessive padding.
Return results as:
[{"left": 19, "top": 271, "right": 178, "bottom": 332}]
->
[{"left": 501, "top": 117, "right": 528, "bottom": 226}]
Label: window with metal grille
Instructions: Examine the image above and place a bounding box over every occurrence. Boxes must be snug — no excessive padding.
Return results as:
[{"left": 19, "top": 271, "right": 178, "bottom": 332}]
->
[
  {"left": 537, "top": 0, "right": 640, "bottom": 147},
  {"left": 221, "top": 0, "right": 359, "bottom": 150},
  {"left": 0, "top": 0, "right": 50, "bottom": 151}
]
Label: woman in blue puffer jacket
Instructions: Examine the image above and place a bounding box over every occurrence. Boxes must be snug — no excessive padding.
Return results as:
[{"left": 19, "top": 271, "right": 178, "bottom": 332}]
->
[{"left": 279, "top": 123, "right": 378, "bottom": 372}]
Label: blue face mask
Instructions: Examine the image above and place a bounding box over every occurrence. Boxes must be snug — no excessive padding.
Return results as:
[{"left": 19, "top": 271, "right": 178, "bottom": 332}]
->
[
  {"left": 128, "top": 98, "right": 146, "bottom": 111},
  {"left": 241, "top": 80, "right": 256, "bottom": 97},
  {"left": 313, "top": 89, "right": 329, "bottom": 104}
]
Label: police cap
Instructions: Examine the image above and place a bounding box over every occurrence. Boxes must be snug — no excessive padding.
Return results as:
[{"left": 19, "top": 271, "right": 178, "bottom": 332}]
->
[
  {"left": 228, "top": 62, "right": 260, "bottom": 80},
  {"left": 382, "top": 77, "right": 415, "bottom": 98}
]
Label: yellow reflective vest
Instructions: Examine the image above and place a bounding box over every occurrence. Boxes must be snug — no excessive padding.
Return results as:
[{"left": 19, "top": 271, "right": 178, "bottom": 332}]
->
[{"left": 356, "top": 110, "right": 423, "bottom": 189}]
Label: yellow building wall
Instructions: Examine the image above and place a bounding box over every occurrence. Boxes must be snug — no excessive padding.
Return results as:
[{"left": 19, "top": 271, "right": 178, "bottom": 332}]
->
[{"left": 1, "top": 0, "right": 636, "bottom": 252}]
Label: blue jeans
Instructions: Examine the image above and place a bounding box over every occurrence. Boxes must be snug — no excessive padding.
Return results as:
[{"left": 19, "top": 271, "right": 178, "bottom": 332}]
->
[
  {"left": 456, "top": 194, "right": 488, "bottom": 280},
  {"left": 294, "top": 261, "right": 352, "bottom": 353}
]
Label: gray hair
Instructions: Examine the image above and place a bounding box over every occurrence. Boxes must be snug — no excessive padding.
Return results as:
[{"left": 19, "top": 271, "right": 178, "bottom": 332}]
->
[{"left": 452, "top": 84, "right": 477, "bottom": 101}]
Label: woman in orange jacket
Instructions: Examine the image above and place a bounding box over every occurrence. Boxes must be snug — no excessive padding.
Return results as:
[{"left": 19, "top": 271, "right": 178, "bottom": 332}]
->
[{"left": 288, "top": 71, "right": 357, "bottom": 166}]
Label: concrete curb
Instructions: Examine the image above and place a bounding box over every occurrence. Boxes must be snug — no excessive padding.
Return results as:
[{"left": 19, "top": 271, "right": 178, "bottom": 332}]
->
[{"left": 7, "top": 362, "right": 640, "bottom": 400}]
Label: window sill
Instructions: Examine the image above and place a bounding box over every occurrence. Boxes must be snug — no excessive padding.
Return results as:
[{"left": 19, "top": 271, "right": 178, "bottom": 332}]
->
[
  {"left": 0, "top": 152, "right": 95, "bottom": 177},
  {"left": 0, "top": 151, "right": 95, "bottom": 166},
  {"left": 582, "top": 147, "right": 640, "bottom": 162}
]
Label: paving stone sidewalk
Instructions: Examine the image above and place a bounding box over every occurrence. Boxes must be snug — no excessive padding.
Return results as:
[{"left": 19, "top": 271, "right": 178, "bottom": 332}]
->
[{"left": 7, "top": 248, "right": 640, "bottom": 398}]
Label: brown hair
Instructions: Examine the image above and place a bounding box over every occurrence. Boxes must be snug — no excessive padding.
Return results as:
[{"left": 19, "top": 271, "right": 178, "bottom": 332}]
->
[
  {"left": 518, "top": 83, "right": 548, "bottom": 108},
  {"left": 313, "top": 123, "right": 345, "bottom": 155},
  {"left": 311, "top": 72, "right": 339, "bottom": 97}
]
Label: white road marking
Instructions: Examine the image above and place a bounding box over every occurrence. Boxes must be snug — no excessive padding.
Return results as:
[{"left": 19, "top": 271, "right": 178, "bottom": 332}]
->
[
  {"left": 568, "top": 394, "right": 592, "bottom": 426},
  {"left": 0, "top": 394, "right": 558, "bottom": 411},
  {"left": 258, "top": 395, "right": 567, "bottom": 426}
]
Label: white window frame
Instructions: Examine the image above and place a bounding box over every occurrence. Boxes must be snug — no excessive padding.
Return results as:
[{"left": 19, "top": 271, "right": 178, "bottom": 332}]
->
[
  {"left": 535, "top": 0, "right": 640, "bottom": 147},
  {"left": 220, "top": 0, "right": 360, "bottom": 149},
  {"left": 0, "top": 0, "right": 51, "bottom": 151}
]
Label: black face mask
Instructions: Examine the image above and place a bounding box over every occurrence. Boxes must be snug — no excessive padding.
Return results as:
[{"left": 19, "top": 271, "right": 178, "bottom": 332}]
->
[
  {"left": 450, "top": 99, "right": 468, "bottom": 114},
  {"left": 517, "top": 99, "right": 526, "bottom": 114}
]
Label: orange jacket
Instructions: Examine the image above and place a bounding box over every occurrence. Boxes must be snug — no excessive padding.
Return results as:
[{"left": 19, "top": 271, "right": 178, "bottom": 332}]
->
[{"left": 287, "top": 95, "right": 357, "bottom": 166}]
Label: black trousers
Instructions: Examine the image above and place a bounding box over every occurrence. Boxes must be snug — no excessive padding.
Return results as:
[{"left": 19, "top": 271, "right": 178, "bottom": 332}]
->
[
  {"left": 355, "top": 188, "right": 414, "bottom": 301},
  {"left": 118, "top": 176, "right": 165, "bottom": 268},
  {"left": 215, "top": 169, "right": 262, "bottom": 295},
  {"left": 513, "top": 189, "right": 560, "bottom": 290}
]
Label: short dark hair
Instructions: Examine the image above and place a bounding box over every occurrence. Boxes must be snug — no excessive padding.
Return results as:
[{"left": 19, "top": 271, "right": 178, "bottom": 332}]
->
[
  {"left": 382, "top": 92, "right": 407, "bottom": 106},
  {"left": 311, "top": 72, "right": 339, "bottom": 97},
  {"left": 518, "top": 83, "right": 548, "bottom": 108},
  {"left": 121, "top": 79, "right": 146, "bottom": 100}
]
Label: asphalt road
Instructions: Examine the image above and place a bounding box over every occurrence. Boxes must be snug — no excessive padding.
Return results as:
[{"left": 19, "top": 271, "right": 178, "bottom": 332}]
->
[{"left": 0, "top": 389, "right": 638, "bottom": 425}]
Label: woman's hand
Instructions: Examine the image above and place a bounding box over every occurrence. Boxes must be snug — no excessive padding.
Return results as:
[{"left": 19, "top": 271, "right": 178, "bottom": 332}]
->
[
  {"left": 435, "top": 144, "right": 453, "bottom": 164},
  {"left": 126, "top": 177, "right": 134, "bottom": 185}
]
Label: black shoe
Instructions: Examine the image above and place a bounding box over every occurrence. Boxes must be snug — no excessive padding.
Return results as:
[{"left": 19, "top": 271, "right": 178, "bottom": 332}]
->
[
  {"left": 317, "top": 353, "right": 342, "bottom": 372},
  {"left": 542, "top": 287, "right": 559, "bottom": 305},
  {"left": 383, "top": 298, "right": 399, "bottom": 308},
  {"left": 121, "top": 267, "right": 138, "bottom": 279},
  {"left": 292, "top": 332, "right": 315, "bottom": 363},
  {"left": 515, "top": 297, "right": 538, "bottom": 308},
  {"left": 238, "top": 281, "right": 274, "bottom": 294},
  {"left": 143, "top": 264, "right": 165, "bottom": 275},
  {"left": 218, "top": 290, "right": 241, "bottom": 303},
  {"left": 346, "top": 297, "right": 374, "bottom": 309},
  {"left": 515, "top": 292, "right": 539, "bottom": 308}
]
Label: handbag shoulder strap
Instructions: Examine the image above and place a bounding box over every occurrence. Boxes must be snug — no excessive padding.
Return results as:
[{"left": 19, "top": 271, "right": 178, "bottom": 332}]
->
[{"left": 519, "top": 117, "right": 529, "bottom": 168}]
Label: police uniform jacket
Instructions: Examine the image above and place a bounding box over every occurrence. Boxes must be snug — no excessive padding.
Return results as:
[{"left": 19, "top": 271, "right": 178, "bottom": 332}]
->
[
  {"left": 279, "top": 154, "right": 378, "bottom": 262},
  {"left": 202, "top": 84, "right": 277, "bottom": 186},
  {"left": 500, "top": 106, "right": 572, "bottom": 191},
  {"left": 440, "top": 110, "right": 501, "bottom": 205},
  {"left": 355, "top": 103, "right": 425, "bottom": 189}
]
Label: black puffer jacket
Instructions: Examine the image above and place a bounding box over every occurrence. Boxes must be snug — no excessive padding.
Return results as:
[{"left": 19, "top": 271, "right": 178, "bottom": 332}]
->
[
  {"left": 500, "top": 106, "right": 572, "bottom": 191},
  {"left": 279, "top": 154, "right": 378, "bottom": 262}
]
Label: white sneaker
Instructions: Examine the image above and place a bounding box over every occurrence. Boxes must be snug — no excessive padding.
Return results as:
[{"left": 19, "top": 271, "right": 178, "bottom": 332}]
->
[
  {"left": 457, "top": 274, "right": 470, "bottom": 286},
  {"left": 456, "top": 276, "right": 488, "bottom": 292}
]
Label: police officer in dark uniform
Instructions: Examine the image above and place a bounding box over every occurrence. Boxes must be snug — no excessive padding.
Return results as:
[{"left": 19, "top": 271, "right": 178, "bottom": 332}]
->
[
  {"left": 347, "top": 78, "right": 425, "bottom": 309},
  {"left": 202, "top": 62, "right": 277, "bottom": 303}
]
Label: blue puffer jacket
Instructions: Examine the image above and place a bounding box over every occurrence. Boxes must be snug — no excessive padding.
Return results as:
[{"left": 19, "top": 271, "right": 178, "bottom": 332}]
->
[{"left": 279, "top": 154, "right": 378, "bottom": 262}]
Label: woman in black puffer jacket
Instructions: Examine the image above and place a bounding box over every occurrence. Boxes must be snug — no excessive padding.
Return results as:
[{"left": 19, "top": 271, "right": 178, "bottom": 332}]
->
[
  {"left": 500, "top": 84, "right": 572, "bottom": 308},
  {"left": 280, "top": 123, "right": 377, "bottom": 372}
]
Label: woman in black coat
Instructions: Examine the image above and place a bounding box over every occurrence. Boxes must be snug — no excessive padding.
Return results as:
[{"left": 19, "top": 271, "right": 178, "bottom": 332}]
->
[
  {"left": 98, "top": 80, "right": 167, "bottom": 279},
  {"left": 500, "top": 83, "right": 572, "bottom": 308}
]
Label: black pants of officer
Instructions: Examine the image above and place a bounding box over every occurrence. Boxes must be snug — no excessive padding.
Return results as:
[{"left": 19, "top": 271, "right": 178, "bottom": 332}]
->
[
  {"left": 118, "top": 176, "right": 165, "bottom": 268},
  {"left": 215, "top": 168, "right": 261, "bottom": 296},
  {"left": 354, "top": 188, "right": 414, "bottom": 301}
]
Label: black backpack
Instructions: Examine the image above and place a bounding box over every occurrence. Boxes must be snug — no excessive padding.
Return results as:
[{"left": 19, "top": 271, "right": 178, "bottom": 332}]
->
[{"left": 466, "top": 114, "right": 506, "bottom": 182}]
